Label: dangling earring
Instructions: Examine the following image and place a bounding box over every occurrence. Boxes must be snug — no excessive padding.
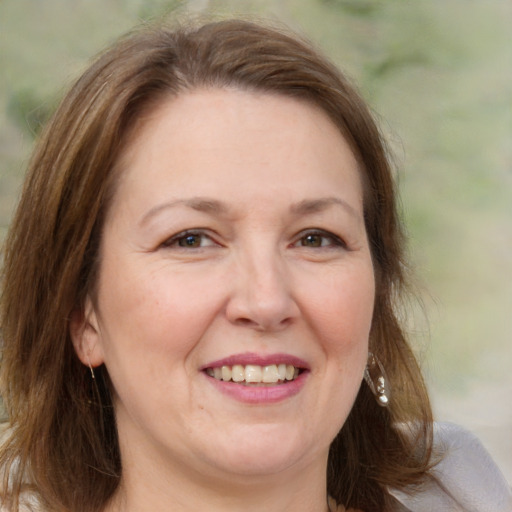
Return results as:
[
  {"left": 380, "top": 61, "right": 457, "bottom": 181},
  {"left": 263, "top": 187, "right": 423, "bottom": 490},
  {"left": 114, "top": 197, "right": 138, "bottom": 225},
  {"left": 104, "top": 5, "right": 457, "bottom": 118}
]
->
[
  {"left": 364, "top": 352, "right": 390, "bottom": 407},
  {"left": 86, "top": 354, "right": 96, "bottom": 380}
]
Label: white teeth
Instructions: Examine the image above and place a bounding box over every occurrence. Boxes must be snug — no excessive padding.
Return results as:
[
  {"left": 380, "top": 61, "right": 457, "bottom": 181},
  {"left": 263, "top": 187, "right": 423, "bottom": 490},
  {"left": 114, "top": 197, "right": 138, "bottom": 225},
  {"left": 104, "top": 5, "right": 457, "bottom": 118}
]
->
[
  {"left": 245, "top": 365, "right": 262, "bottom": 383},
  {"left": 232, "top": 364, "right": 245, "bottom": 382},
  {"left": 221, "top": 365, "right": 231, "bottom": 381},
  {"left": 262, "top": 364, "right": 279, "bottom": 383},
  {"left": 206, "top": 364, "right": 301, "bottom": 384}
]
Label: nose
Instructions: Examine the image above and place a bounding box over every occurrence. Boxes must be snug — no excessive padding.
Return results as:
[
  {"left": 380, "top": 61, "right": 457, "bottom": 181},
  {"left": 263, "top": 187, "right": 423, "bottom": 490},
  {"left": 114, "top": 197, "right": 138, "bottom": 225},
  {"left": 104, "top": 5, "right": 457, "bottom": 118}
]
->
[{"left": 225, "top": 249, "right": 300, "bottom": 332}]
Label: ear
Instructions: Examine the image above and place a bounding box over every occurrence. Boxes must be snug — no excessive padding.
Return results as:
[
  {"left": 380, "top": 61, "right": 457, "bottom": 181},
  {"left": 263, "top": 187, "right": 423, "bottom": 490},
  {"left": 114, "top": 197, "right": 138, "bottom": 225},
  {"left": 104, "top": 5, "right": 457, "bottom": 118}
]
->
[{"left": 69, "top": 296, "right": 105, "bottom": 368}]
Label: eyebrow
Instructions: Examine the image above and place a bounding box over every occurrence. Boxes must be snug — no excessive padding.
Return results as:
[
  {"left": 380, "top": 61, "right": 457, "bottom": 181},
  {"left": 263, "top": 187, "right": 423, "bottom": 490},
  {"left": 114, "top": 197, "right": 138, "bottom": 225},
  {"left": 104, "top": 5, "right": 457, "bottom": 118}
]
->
[
  {"left": 290, "top": 197, "right": 361, "bottom": 220},
  {"left": 139, "top": 195, "right": 361, "bottom": 226},
  {"left": 139, "top": 197, "right": 229, "bottom": 226}
]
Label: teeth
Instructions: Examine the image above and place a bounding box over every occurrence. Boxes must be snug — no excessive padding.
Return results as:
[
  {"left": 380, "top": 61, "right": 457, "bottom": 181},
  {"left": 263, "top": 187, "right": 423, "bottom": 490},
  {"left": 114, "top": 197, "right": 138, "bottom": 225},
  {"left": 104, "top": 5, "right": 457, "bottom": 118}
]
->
[
  {"left": 221, "top": 365, "right": 231, "bottom": 381},
  {"left": 232, "top": 364, "right": 244, "bottom": 382},
  {"left": 262, "top": 364, "right": 278, "bottom": 383},
  {"left": 206, "top": 364, "right": 301, "bottom": 384},
  {"left": 245, "top": 365, "right": 262, "bottom": 383}
]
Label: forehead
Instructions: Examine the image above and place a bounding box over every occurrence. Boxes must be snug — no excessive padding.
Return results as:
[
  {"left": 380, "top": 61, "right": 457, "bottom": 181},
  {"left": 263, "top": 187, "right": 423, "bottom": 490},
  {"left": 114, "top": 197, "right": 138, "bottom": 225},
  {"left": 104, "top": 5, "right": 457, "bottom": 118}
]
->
[{"left": 110, "top": 88, "right": 363, "bottom": 216}]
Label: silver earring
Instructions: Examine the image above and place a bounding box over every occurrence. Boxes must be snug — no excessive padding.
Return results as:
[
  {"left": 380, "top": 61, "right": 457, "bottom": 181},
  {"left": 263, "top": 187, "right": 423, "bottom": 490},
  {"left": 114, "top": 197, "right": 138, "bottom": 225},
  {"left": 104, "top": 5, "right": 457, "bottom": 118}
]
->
[
  {"left": 86, "top": 354, "right": 96, "bottom": 380},
  {"left": 364, "top": 352, "right": 390, "bottom": 407}
]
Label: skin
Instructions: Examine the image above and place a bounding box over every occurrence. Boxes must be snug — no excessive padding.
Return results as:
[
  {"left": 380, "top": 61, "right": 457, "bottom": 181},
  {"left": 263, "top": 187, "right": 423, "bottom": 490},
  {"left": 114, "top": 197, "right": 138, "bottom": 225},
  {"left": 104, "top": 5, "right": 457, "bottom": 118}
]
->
[{"left": 72, "top": 88, "right": 375, "bottom": 512}]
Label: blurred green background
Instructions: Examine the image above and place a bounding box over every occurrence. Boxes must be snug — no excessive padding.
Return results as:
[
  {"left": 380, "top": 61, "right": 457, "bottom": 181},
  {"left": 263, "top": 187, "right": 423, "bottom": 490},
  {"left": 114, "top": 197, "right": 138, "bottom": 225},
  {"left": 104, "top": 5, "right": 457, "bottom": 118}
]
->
[{"left": 1, "top": 0, "right": 511, "bottom": 481}]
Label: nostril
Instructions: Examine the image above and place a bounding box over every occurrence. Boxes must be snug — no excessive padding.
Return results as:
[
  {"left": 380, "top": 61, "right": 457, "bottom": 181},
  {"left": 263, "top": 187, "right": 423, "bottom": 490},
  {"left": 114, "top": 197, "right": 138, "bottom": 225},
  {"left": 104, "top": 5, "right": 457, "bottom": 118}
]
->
[
  {"left": 224, "top": 274, "right": 299, "bottom": 331},
  {"left": 234, "top": 317, "right": 257, "bottom": 327},
  {"left": 233, "top": 315, "right": 294, "bottom": 331}
]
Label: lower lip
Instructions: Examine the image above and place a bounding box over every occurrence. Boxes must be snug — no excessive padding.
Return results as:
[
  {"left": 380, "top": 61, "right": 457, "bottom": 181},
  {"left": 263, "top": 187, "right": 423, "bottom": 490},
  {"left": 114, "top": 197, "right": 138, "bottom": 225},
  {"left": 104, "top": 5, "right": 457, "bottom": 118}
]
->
[{"left": 204, "top": 372, "right": 308, "bottom": 404}]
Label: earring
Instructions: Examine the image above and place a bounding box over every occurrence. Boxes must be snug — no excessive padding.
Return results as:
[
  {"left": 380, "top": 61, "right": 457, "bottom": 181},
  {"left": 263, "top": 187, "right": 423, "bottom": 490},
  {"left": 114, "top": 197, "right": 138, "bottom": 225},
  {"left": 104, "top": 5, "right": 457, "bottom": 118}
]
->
[
  {"left": 86, "top": 354, "right": 96, "bottom": 380},
  {"left": 364, "top": 352, "right": 390, "bottom": 407}
]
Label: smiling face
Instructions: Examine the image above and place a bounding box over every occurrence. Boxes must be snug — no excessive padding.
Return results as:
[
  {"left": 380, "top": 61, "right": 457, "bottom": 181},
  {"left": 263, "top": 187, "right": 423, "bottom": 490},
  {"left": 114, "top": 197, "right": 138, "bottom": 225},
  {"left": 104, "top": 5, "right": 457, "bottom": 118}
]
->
[{"left": 72, "top": 89, "right": 375, "bottom": 491}]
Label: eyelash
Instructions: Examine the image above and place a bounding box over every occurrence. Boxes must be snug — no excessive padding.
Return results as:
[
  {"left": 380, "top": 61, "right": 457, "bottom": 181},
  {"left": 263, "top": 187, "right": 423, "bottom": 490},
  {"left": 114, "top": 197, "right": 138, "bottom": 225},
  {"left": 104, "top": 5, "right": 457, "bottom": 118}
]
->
[
  {"left": 161, "top": 228, "right": 346, "bottom": 252},
  {"left": 293, "top": 230, "right": 347, "bottom": 250},
  {"left": 161, "top": 230, "right": 218, "bottom": 249}
]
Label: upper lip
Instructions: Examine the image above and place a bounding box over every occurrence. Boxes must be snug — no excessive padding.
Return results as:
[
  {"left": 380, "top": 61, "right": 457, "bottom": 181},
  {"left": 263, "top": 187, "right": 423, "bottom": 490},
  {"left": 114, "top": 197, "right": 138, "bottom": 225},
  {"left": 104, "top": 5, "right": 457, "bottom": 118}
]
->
[{"left": 201, "top": 352, "right": 310, "bottom": 370}]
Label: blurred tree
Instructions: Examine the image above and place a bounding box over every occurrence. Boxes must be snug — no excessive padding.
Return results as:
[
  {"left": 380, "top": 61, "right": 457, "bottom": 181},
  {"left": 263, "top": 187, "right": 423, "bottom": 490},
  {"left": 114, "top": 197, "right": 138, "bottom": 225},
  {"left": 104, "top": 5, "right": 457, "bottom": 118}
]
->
[{"left": 7, "top": 89, "right": 54, "bottom": 138}]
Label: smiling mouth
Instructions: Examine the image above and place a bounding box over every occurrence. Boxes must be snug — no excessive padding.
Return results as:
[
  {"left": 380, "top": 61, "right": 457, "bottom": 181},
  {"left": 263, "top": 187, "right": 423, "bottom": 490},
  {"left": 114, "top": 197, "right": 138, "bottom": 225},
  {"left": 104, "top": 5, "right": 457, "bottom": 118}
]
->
[{"left": 205, "top": 364, "right": 303, "bottom": 385}]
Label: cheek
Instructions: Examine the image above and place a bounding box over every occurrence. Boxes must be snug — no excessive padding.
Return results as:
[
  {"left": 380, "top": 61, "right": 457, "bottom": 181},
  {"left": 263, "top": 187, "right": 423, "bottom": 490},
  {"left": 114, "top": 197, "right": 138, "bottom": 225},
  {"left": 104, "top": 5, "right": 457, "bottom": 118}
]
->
[
  {"left": 299, "top": 265, "right": 375, "bottom": 354},
  {"left": 95, "top": 261, "right": 226, "bottom": 374},
  {"left": 94, "top": 265, "right": 227, "bottom": 426},
  {"left": 298, "top": 262, "right": 374, "bottom": 421},
  {"left": 300, "top": 268, "right": 374, "bottom": 441}
]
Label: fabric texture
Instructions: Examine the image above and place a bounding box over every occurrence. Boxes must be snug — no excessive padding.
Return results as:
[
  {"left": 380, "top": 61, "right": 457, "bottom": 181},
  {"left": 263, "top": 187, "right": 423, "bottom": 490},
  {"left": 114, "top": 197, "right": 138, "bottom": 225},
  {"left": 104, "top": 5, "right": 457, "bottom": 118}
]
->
[{"left": 389, "top": 422, "right": 512, "bottom": 512}]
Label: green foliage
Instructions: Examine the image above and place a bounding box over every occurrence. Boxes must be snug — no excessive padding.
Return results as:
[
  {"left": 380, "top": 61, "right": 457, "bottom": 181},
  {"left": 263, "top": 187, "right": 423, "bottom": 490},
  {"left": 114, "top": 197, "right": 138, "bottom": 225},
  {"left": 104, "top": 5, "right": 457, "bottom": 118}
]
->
[
  {"left": 6, "top": 88, "right": 54, "bottom": 138},
  {"left": 320, "top": 0, "right": 381, "bottom": 17},
  {"left": 365, "top": 50, "right": 431, "bottom": 80},
  {"left": 137, "top": 0, "right": 187, "bottom": 20}
]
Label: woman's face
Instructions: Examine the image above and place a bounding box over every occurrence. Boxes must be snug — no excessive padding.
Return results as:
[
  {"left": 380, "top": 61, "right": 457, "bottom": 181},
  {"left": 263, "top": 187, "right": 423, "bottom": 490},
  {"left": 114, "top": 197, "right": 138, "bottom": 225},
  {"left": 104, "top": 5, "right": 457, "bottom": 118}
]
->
[{"left": 73, "top": 89, "right": 375, "bottom": 484}]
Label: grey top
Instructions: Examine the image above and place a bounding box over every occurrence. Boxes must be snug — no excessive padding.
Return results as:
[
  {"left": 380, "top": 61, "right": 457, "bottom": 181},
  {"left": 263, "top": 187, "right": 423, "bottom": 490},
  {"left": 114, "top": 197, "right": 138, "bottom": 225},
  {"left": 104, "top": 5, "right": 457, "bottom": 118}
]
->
[{"left": 390, "top": 422, "right": 512, "bottom": 512}]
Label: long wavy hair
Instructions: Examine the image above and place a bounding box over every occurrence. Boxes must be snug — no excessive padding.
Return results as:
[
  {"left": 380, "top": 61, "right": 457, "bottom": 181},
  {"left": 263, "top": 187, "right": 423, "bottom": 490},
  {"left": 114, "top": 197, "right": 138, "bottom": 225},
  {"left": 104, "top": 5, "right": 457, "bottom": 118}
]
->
[{"left": 0, "top": 18, "right": 433, "bottom": 512}]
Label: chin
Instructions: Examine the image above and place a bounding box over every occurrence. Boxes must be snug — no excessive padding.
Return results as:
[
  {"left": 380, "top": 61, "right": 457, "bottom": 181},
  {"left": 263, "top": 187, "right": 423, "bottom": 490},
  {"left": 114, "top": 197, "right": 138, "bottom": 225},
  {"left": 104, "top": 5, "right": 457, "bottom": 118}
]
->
[{"left": 201, "top": 423, "right": 325, "bottom": 477}]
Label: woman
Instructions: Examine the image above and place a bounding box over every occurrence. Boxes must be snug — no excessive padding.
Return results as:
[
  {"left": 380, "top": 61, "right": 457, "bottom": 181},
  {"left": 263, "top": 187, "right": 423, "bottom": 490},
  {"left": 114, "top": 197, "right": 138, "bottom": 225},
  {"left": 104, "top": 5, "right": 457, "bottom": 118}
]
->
[{"left": 0, "top": 18, "right": 510, "bottom": 512}]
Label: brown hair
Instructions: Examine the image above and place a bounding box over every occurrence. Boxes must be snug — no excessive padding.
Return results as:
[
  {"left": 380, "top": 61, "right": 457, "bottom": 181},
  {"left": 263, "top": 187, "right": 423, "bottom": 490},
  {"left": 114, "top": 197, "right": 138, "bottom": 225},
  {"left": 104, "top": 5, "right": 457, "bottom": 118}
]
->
[{"left": 0, "top": 18, "right": 433, "bottom": 512}]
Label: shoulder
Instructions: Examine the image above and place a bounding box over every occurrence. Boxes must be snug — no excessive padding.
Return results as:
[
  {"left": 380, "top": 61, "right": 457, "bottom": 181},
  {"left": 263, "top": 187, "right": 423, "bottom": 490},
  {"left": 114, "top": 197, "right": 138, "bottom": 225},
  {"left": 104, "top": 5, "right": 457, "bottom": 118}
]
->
[
  {"left": 0, "top": 484, "right": 42, "bottom": 512},
  {"left": 389, "top": 422, "right": 512, "bottom": 512},
  {"left": 0, "top": 426, "right": 42, "bottom": 512},
  {"left": 0, "top": 496, "right": 41, "bottom": 512}
]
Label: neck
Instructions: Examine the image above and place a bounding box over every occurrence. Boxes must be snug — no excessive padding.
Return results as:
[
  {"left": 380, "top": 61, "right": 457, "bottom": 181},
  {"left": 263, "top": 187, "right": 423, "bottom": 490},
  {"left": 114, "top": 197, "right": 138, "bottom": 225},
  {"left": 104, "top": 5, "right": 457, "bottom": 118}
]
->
[{"left": 105, "top": 449, "right": 330, "bottom": 512}]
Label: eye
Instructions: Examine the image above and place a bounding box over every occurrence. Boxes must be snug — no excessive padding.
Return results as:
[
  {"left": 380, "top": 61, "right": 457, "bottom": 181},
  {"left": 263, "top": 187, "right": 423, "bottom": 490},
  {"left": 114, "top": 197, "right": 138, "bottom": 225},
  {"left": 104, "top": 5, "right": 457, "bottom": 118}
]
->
[
  {"left": 294, "top": 230, "right": 346, "bottom": 249},
  {"left": 162, "top": 230, "right": 217, "bottom": 249}
]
